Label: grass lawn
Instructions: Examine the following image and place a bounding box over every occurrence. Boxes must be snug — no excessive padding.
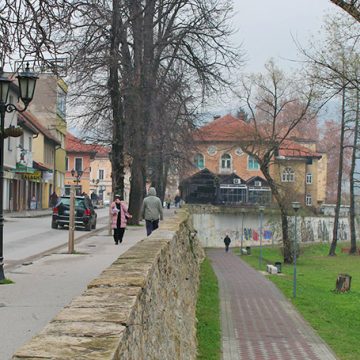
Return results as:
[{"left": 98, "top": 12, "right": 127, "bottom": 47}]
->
[
  {"left": 238, "top": 242, "right": 360, "bottom": 360},
  {"left": 196, "top": 257, "right": 221, "bottom": 360}
]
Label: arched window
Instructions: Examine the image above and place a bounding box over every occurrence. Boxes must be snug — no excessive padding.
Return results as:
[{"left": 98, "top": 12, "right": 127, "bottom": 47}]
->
[
  {"left": 221, "top": 153, "right": 232, "bottom": 169},
  {"left": 281, "top": 167, "right": 295, "bottom": 182},
  {"left": 194, "top": 153, "right": 205, "bottom": 169},
  {"left": 248, "top": 155, "right": 260, "bottom": 170}
]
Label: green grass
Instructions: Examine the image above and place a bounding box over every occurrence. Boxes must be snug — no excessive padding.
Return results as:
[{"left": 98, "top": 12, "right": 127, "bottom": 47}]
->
[
  {"left": 238, "top": 242, "right": 360, "bottom": 360},
  {"left": 0, "top": 278, "right": 14, "bottom": 285},
  {"left": 196, "top": 257, "right": 221, "bottom": 360}
]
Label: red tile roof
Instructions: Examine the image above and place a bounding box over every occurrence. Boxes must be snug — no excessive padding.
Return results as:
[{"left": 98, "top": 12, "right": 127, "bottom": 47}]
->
[
  {"left": 194, "top": 114, "right": 255, "bottom": 142},
  {"left": 278, "top": 140, "right": 322, "bottom": 158},
  {"left": 65, "top": 132, "right": 110, "bottom": 155},
  {"left": 195, "top": 114, "right": 321, "bottom": 159}
]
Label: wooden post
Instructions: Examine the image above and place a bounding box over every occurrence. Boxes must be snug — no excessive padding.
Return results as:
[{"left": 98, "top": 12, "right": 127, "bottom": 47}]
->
[{"left": 68, "top": 185, "right": 75, "bottom": 254}]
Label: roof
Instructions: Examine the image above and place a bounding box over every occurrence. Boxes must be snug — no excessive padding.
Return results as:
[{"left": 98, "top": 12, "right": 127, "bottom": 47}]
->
[
  {"left": 65, "top": 132, "right": 108, "bottom": 155},
  {"left": 194, "top": 114, "right": 255, "bottom": 142},
  {"left": 18, "top": 111, "right": 61, "bottom": 145},
  {"left": 278, "top": 140, "right": 322, "bottom": 159}
]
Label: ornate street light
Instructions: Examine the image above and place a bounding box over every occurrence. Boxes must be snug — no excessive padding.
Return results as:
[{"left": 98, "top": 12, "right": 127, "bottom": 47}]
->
[
  {"left": 0, "top": 63, "right": 38, "bottom": 281},
  {"left": 258, "top": 205, "right": 265, "bottom": 269},
  {"left": 292, "top": 201, "right": 301, "bottom": 298}
]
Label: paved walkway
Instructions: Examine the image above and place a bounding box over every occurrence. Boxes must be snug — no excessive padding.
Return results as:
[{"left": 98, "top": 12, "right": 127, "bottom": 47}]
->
[{"left": 207, "top": 249, "right": 339, "bottom": 360}]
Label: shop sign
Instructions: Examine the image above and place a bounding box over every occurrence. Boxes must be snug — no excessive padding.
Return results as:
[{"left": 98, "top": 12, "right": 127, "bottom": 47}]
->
[{"left": 22, "top": 171, "right": 42, "bottom": 180}]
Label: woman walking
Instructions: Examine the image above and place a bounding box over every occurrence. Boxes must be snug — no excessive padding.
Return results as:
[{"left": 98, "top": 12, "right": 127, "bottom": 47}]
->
[{"left": 111, "top": 194, "right": 132, "bottom": 245}]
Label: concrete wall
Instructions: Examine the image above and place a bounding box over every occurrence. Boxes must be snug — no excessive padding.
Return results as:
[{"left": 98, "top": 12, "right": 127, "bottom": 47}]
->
[
  {"left": 13, "top": 212, "right": 204, "bottom": 360},
  {"left": 190, "top": 205, "right": 350, "bottom": 248}
]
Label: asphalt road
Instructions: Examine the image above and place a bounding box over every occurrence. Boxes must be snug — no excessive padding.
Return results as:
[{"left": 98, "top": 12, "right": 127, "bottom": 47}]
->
[{"left": 3, "top": 207, "right": 111, "bottom": 269}]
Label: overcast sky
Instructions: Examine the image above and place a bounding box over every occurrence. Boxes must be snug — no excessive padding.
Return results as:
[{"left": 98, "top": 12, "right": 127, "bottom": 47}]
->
[{"left": 231, "top": 0, "right": 339, "bottom": 74}]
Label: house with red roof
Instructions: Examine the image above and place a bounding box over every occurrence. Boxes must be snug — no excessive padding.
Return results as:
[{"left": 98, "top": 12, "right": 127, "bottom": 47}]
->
[
  {"left": 185, "top": 114, "right": 327, "bottom": 208},
  {"left": 65, "top": 132, "right": 100, "bottom": 195}
]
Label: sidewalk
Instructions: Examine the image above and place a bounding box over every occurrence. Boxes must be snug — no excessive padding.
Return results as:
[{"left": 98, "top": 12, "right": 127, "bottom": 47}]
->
[
  {"left": 4, "top": 208, "right": 53, "bottom": 219},
  {"left": 0, "top": 224, "right": 148, "bottom": 360},
  {"left": 207, "top": 249, "right": 338, "bottom": 360}
]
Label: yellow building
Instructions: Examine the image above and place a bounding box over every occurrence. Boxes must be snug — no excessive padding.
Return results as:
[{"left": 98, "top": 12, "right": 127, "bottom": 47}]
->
[
  {"left": 190, "top": 114, "right": 327, "bottom": 208},
  {"left": 27, "top": 74, "right": 67, "bottom": 196}
]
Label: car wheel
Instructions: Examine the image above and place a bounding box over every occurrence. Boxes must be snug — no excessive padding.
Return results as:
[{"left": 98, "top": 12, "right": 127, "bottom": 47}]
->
[{"left": 51, "top": 222, "right": 58, "bottom": 229}]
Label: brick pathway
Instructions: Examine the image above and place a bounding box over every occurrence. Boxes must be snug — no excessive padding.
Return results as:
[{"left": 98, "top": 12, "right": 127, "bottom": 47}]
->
[{"left": 207, "top": 249, "right": 338, "bottom": 360}]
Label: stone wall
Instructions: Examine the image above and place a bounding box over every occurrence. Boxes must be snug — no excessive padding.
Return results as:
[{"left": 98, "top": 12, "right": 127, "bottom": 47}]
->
[
  {"left": 13, "top": 212, "right": 204, "bottom": 360},
  {"left": 190, "top": 204, "right": 351, "bottom": 248}
]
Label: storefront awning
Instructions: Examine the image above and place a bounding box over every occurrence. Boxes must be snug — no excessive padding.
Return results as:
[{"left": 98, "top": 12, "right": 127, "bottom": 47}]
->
[{"left": 33, "top": 161, "right": 53, "bottom": 172}]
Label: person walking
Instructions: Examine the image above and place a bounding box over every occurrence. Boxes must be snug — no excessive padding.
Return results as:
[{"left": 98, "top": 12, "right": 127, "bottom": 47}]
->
[
  {"left": 49, "top": 192, "right": 58, "bottom": 208},
  {"left": 111, "top": 194, "right": 132, "bottom": 245},
  {"left": 165, "top": 194, "right": 171, "bottom": 209},
  {"left": 224, "top": 234, "right": 231, "bottom": 252},
  {"left": 141, "top": 187, "right": 163, "bottom": 236}
]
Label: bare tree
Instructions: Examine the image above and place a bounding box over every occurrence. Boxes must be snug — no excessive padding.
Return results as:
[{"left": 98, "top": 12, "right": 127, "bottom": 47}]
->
[
  {"left": 330, "top": 0, "right": 360, "bottom": 22},
  {"left": 235, "top": 60, "right": 321, "bottom": 263}
]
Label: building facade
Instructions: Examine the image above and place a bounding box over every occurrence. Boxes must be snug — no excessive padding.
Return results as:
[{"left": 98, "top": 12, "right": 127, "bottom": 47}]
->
[{"left": 185, "top": 114, "right": 327, "bottom": 208}]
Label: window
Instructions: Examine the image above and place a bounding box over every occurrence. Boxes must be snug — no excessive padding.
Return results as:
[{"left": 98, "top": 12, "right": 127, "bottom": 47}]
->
[
  {"left": 19, "top": 134, "right": 24, "bottom": 148},
  {"left": 221, "top": 153, "right": 231, "bottom": 169},
  {"left": 99, "top": 169, "right": 104, "bottom": 180},
  {"left": 248, "top": 156, "right": 259, "bottom": 170},
  {"left": 306, "top": 194, "right": 312, "bottom": 206},
  {"left": 194, "top": 153, "right": 205, "bottom": 169},
  {"left": 57, "top": 87, "right": 67, "bottom": 118},
  {"left": 75, "top": 158, "right": 83, "bottom": 171},
  {"left": 28, "top": 136, "right": 32, "bottom": 151},
  {"left": 306, "top": 173, "right": 312, "bottom": 184},
  {"left": 207, "top": 145, "right": 217, "bottom": 156},
  {"left": 281, "top": 167, "right": 295, "bottom": 182},
  {"left": 65, "top": 157, "right": 69, "bottom": 171},
  {"left": 254, "top": 180, "right": 262, "bottom": 187}
]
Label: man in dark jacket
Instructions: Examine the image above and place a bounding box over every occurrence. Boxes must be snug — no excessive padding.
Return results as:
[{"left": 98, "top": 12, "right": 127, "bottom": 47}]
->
[
  {"left": 224, "top": 234, "right": 231, "bottom": 252},
  {"left": 141, "top": 187, "right": 164, "bottom": 236}
]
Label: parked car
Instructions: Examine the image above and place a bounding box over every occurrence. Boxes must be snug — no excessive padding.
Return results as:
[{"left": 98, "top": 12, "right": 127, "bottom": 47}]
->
[{"left": 51, "top": 195, "right": 97, "bottom": 231}]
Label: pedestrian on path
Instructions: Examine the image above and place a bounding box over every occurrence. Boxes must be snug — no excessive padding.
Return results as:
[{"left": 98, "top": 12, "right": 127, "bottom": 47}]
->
[
  {"left": 141, "top": 187, "right": 163, "bottom": 236},
  {"left": 224, "top": 234, "right": 231, "bottom": 252},
  {"left": 111, "top": 194, "right": 132, "bottom": 245},
  {"left": 166, "top": 194, "right": 171, "bottom": 209}
]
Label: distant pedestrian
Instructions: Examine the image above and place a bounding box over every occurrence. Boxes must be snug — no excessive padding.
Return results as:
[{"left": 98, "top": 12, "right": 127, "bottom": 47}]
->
[
  {"left": 166, "top": 194, "right": 171, "bottom": 209},
  {"left": 111, "top": 194, "right": 132, "bottom": 245},
  {"left": 141, "top": 187, "right": 163, "bottom": 236},
  {"left": 224, "top": 234, "right": 231, "bottom": 252},
  {"left": 174, "top": 194, "right": 181, "bottom": 208},
  {"left": 49, "top": 192, "right": 58, "bottom": 208}
]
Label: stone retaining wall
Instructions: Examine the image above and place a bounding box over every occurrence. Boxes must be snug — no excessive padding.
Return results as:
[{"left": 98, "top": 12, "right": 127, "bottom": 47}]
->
[{"left": 13, "top": 212, "right": 204, "bottom": 360}]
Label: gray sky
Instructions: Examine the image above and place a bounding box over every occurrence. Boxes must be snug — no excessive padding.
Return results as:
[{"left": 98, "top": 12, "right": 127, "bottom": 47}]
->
[{"left": 231, "top": 0, "right": 339, "bottom": 73}]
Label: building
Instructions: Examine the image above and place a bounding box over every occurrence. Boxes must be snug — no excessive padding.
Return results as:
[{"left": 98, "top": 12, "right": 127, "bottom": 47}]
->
[
  {"left": 27, "top": 74, "right": 67, "bottom": 196},
  {"left": 183, "top": 114, "right": 326, "bottom": 208},
  {"left": 64, "top": 132, "right": 98, "bottom": 195}
]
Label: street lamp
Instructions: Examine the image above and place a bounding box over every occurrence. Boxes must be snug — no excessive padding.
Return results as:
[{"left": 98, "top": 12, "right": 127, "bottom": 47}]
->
[
  {"left": 292, "top": 201, "right": 301, "bottom": 298},
  {"left": 240, "top": 209, "right": 245, "bottom": 255},
  {"left": 71, "top": 169, "right": 83, "bottom": 195},
  {"left": 259, "top": 205, "right": 265, "bottom": 269},
  {"left": 0, "top": 63, "right": 38, "bottom": 281}
]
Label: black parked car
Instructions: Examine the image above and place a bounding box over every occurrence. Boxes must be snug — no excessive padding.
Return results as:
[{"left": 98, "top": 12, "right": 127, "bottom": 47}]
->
[{"left": 51, "top": 195, "right": 97, "bottom": 231}]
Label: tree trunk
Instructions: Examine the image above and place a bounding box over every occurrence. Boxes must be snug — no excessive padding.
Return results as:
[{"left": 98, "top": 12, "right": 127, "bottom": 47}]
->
[
  {"left": 109, "top": 0, "right": 125, "bottom": 198},
  {"left": 349, "top": 90, "right": 359, "bottom": 254},
  {"left": 260, "top": 162, "right": 292, "bottom": 263},
  {"left": 329, "top": 86, "right": 346, "bottom": 256}
]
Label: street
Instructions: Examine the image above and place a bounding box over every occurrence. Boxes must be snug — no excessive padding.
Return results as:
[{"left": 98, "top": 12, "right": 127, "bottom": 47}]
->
[{"left": 4, "top": 207, "right": 111, "bottom": 269}]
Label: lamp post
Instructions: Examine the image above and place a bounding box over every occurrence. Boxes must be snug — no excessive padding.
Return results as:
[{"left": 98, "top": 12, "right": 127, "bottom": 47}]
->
[
  {"left": 259, "top": 205, "right": 265, "bottom": 269},
  {"left": 71, "top": 169, "right": 83, "bottom": 195},
  {"left": 240, "top": 209, "right": 245, "bottom": 255},
  {"left": 292, "top": 201, "right": 301, "bottom": 298},
  {"left": 0, "top": 63, "right": 38, "bottom": 281}
]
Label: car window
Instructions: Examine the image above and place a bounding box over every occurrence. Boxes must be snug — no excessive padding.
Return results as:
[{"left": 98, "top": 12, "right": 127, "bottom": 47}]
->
[{"left": 60, "top": 197, "right": 86, "bottom": 208}]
